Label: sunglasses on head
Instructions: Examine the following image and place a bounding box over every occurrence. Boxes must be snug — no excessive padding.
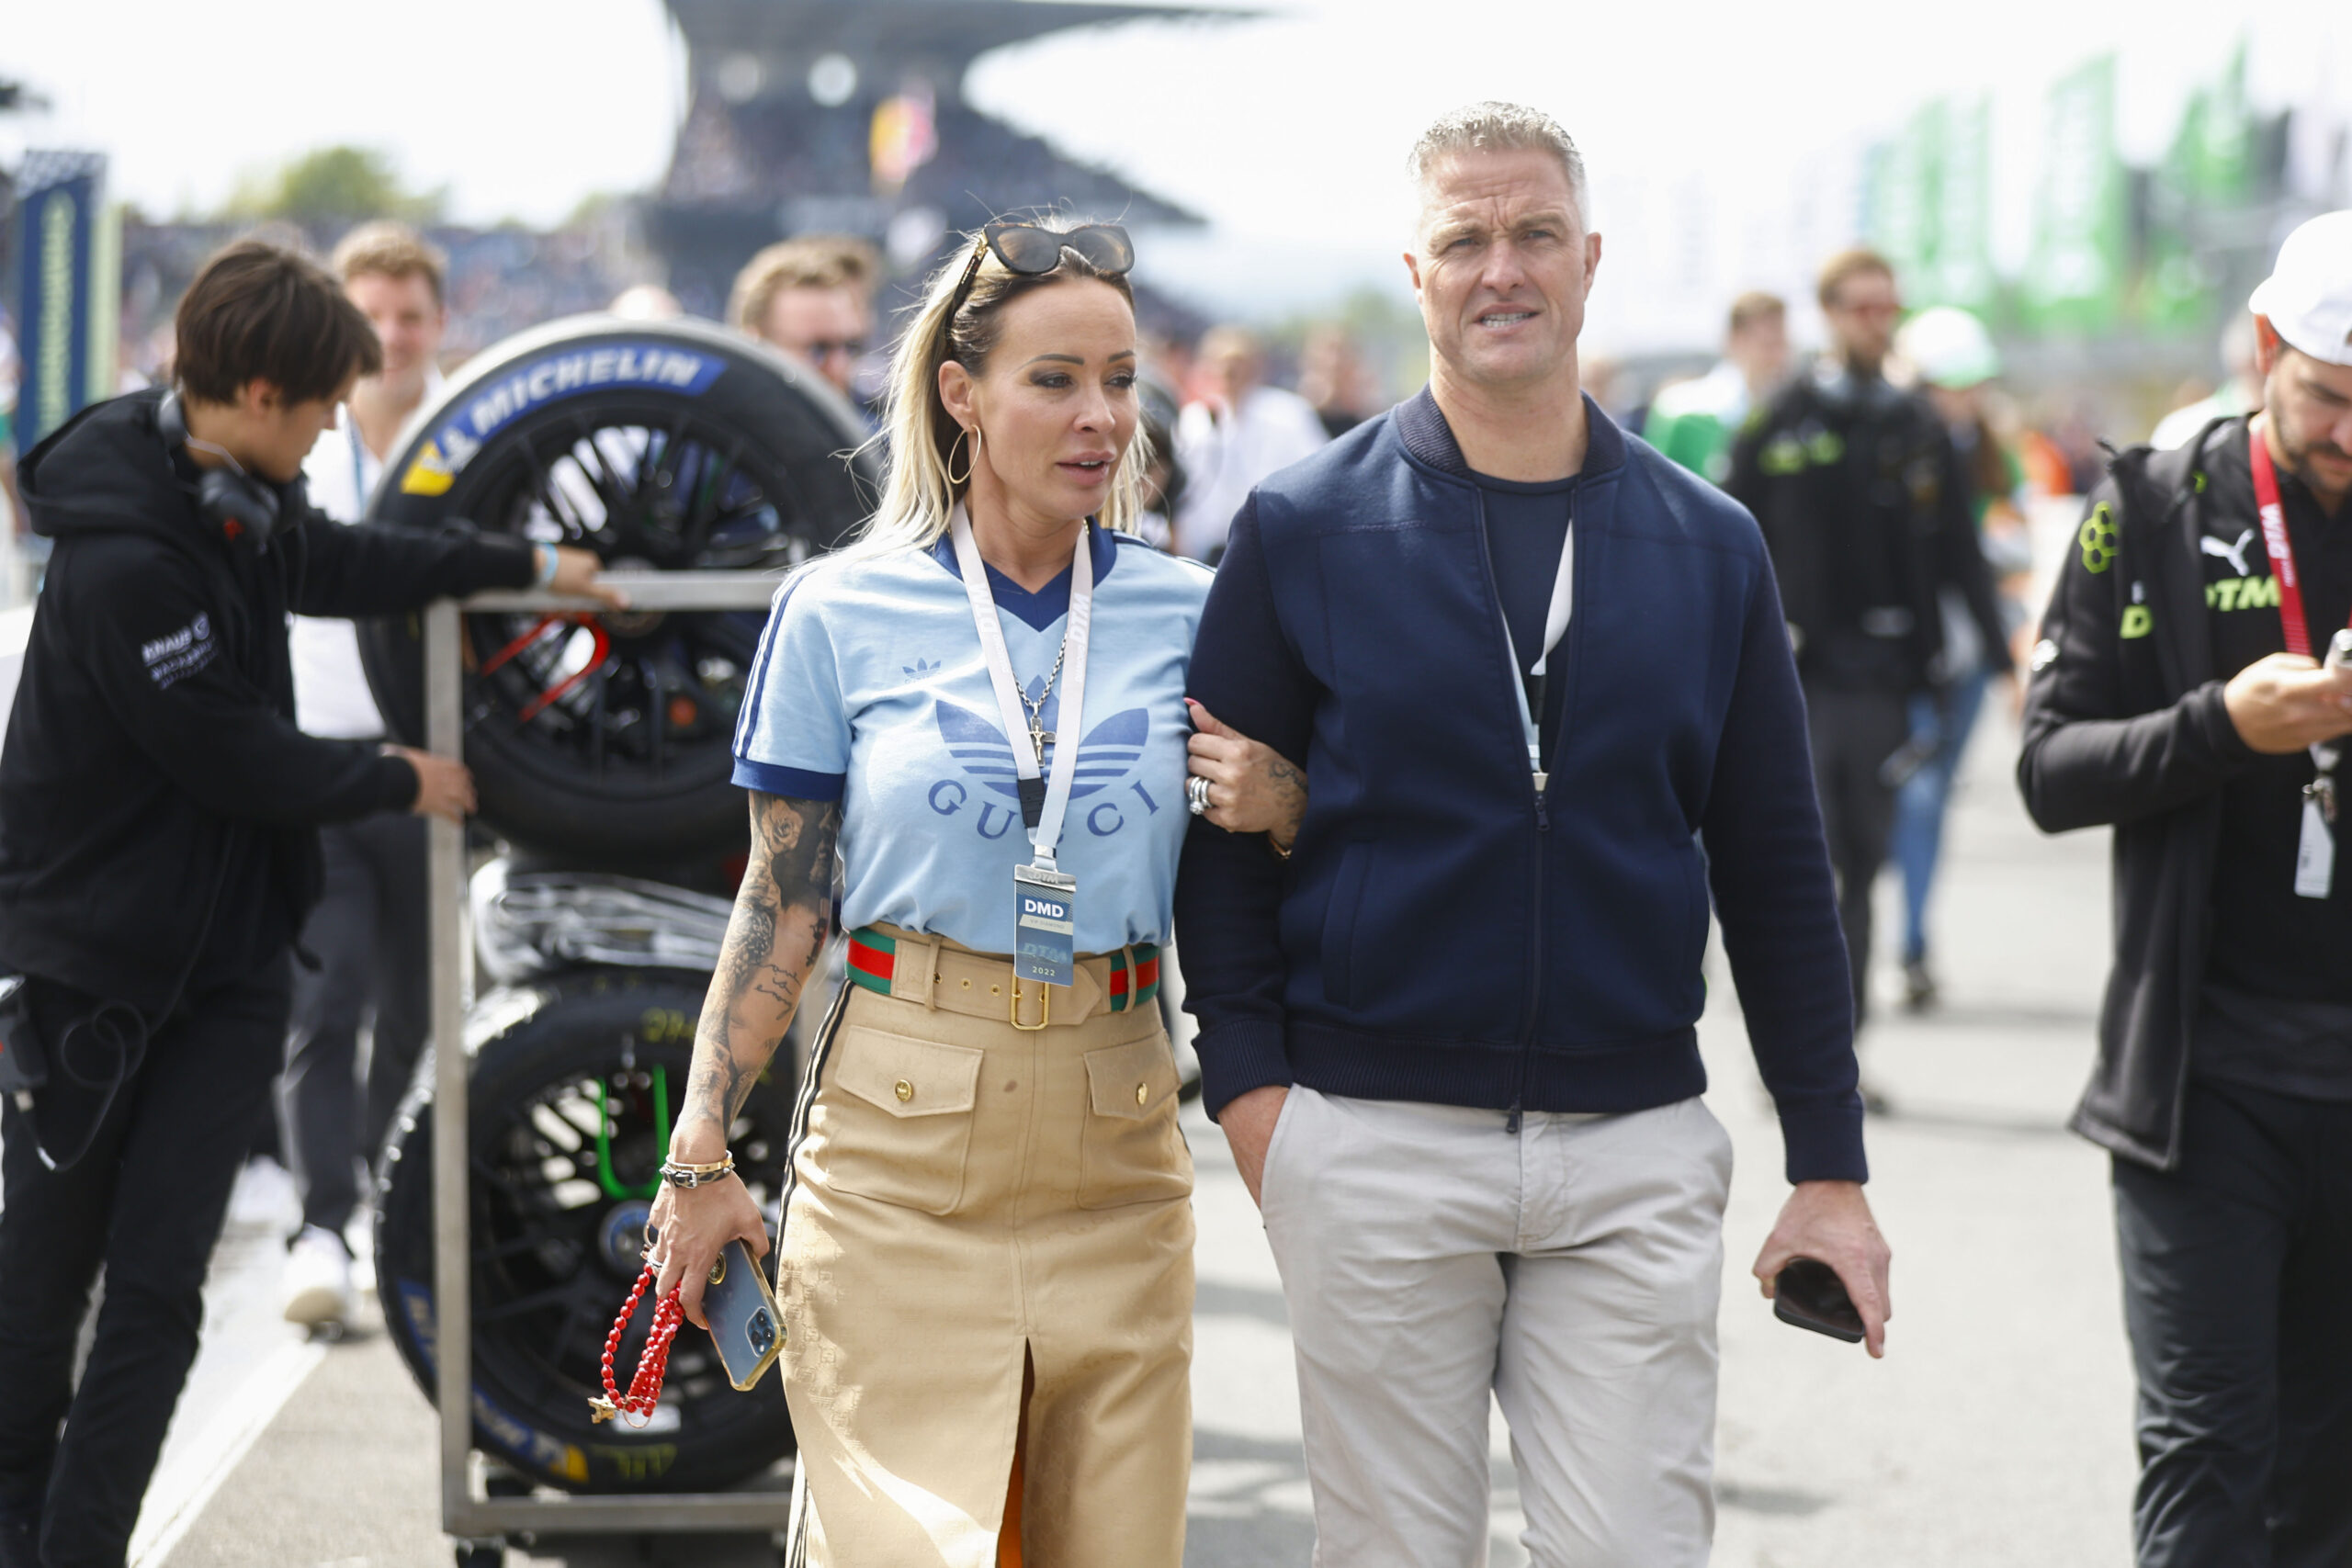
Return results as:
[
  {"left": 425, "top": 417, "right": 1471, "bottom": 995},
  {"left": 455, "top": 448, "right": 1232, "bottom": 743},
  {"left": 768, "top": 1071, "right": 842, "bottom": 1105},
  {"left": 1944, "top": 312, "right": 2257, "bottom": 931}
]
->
[
  {"left": 985, "top": 222, "right": 1134, "bottom": 276},
  {"left": 941, "top": 222, "right": 1136, "bottom": 336}
]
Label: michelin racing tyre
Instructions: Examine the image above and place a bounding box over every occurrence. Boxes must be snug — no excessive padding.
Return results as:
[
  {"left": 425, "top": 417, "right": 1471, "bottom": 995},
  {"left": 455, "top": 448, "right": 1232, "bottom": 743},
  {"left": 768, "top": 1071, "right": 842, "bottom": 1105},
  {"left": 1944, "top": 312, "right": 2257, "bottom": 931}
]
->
[
  {"left": 357, "top": 315, "right": 875, "bottom": 863},
  {"left": 372, "top": 969, "right": 799, "bottom": 1493}
]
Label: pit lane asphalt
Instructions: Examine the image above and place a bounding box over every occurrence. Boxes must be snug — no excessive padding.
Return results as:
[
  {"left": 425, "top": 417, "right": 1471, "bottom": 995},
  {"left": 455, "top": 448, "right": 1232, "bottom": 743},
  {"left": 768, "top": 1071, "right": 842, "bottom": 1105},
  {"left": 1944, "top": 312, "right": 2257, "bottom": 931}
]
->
[{"left": 115, "top": 702, "right": 2129, "bottom": 1566}]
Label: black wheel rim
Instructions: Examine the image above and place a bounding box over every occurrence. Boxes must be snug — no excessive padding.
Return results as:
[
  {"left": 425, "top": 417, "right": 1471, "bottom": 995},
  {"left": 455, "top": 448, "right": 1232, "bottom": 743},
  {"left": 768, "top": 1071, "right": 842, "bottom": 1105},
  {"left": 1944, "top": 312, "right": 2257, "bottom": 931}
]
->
[
  {"left": 467, "top": 1045, "right": 789, "bottom": 1431},
  {"left": 458, "top": 405, "right": 821, "bottom": 800}
]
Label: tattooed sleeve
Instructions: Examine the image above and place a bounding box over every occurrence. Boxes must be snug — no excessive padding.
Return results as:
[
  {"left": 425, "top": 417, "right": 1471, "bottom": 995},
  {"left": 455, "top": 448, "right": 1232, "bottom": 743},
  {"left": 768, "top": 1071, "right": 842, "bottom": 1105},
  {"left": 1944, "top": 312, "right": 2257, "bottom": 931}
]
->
[{"left": 678, "top": 793, "right": 841, "bottom": 1149}]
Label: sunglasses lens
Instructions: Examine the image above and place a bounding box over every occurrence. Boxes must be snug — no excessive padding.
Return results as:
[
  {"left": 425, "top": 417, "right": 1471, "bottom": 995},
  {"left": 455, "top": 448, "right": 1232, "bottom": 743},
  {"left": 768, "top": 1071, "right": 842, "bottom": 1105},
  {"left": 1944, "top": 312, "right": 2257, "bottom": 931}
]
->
[
  {"left": 989, "top": 225, "right": 1067, "bottom": 275},
  {"left": 1066, "top": 226, "right": 1136, "bottom": 276}
]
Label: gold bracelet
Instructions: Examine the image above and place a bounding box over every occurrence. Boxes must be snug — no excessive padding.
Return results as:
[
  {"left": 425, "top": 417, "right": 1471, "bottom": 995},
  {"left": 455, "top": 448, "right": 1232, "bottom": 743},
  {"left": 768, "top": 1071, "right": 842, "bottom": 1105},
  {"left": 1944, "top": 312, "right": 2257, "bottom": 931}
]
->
[
  {"left": 1265, "top": 833, "right": 1294, "bottom": 862},
  {"left": 659, "top": 1154, "right": 736, "bottom": 1188}
]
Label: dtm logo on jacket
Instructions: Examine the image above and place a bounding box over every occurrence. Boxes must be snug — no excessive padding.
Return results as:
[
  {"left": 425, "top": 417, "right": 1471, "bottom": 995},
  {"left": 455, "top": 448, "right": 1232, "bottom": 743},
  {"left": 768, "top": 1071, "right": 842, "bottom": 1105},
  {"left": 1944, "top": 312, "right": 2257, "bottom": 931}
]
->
[
  {"left": 2200, "top": 524, "right": 2279, "bottom": 612},
  {"left": 139, "top": 614, "right": 217, "bottom": 689}
]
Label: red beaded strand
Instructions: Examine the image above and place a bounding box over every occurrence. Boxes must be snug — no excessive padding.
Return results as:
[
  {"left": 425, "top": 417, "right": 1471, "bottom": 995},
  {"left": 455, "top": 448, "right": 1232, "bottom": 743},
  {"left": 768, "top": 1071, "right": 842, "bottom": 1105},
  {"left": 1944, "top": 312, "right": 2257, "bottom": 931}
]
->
[{"left": 589, "top": 1261, "right": 685, "bottom": 1425}]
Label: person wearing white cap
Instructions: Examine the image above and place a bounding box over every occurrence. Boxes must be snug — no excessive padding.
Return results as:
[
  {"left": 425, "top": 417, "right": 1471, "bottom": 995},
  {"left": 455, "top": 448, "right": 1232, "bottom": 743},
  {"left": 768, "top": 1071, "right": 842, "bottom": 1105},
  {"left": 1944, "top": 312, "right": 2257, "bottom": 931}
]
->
[{"left": 2018, "top": 209, "right": 2352, "bottom": 1567}]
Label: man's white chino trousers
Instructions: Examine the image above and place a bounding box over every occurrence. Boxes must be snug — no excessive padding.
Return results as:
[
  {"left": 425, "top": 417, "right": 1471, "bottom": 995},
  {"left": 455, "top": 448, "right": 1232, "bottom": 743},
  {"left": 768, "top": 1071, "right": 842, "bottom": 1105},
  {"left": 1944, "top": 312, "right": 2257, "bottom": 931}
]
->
[{"left": 1259, "top": 1087, "right": 1732, "bottom": 1568}]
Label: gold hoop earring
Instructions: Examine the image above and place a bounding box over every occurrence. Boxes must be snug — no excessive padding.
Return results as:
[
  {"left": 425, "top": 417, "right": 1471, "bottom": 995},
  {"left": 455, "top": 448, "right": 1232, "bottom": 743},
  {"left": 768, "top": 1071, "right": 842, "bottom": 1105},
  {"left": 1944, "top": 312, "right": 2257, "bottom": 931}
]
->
[{"left": 946, "top": 426, "right": 977, "bottom": 487}]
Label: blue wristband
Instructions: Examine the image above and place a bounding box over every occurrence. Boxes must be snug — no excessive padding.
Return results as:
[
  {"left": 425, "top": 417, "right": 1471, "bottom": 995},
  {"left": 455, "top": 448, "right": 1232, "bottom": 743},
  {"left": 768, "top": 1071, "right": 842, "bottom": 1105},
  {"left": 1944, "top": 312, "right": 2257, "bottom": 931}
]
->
[{"left": 534, "top": 546, "right": 560, "bottom": 587}]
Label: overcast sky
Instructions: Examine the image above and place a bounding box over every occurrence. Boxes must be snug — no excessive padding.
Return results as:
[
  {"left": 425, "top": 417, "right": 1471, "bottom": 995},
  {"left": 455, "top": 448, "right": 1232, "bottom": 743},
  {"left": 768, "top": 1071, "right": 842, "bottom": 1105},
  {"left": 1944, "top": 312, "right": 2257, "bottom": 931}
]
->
[{"left": 6, "top": 0, "right": 2348, "bottom": 341}]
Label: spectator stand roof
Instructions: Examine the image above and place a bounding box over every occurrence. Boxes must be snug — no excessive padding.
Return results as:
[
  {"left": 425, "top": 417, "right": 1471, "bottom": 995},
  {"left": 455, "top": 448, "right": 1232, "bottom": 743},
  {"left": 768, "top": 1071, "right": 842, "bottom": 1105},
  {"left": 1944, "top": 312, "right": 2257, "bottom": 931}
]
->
[
  {"left": 667, "top": 0, "right": 1235, "bottom": 80},
  {"left": 653, "top": 0, "right": 1250, "bottom": 315}
]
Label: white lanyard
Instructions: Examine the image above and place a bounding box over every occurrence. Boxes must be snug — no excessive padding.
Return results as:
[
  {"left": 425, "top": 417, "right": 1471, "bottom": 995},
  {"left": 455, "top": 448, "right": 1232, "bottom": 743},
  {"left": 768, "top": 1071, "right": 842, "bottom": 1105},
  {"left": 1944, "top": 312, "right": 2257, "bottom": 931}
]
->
[
  {"left": 342, "top": 410, "right": 390, "bottom": 520},
  {"left": 1498, "top": 513, "right": 1576, "bottom": 788},
  {"left": 949, "top": 504, "right": 1093, "bottom": 868}
]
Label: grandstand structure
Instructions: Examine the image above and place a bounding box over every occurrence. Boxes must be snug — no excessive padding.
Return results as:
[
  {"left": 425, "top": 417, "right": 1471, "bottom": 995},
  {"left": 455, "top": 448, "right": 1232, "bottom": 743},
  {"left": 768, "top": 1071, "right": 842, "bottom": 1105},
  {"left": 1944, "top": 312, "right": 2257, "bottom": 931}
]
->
[{"left": 654, "top": 0, "right": 1234, "bottom": 314}]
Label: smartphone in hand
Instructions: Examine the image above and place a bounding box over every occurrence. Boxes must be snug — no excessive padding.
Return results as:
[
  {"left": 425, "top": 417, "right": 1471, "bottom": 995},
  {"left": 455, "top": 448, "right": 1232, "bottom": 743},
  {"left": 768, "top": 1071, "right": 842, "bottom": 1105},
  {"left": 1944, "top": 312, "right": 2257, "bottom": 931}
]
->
[
  {"left": 703, "top": 1237, "right": 785, "bottom": 1391},
  {"left": 1773, "top": 1257, "right": 1865, "bottom": 1343}
]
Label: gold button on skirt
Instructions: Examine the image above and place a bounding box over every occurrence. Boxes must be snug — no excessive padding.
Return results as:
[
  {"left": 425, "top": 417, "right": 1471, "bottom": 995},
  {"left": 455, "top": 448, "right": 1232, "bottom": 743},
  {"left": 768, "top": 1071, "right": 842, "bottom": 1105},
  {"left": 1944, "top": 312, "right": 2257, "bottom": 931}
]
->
[{"left": 777, "top": 954, "right": 1194, "bottom": 1567}]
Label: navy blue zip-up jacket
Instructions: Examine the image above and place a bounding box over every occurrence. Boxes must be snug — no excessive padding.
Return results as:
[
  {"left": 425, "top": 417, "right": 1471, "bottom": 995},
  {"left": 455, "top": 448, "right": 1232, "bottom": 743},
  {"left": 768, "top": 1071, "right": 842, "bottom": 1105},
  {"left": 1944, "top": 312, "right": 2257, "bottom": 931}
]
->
[{"left": 1175, "top": 388, "right": 1867, "bottom": 1185}]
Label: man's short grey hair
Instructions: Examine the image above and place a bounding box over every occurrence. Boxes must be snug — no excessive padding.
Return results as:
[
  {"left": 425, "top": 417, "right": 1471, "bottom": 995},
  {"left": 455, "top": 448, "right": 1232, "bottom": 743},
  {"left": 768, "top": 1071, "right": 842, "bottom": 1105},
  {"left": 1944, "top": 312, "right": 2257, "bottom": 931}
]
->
[{"left": 1408, "top": 102, "right": 1589, "bottom": 222}]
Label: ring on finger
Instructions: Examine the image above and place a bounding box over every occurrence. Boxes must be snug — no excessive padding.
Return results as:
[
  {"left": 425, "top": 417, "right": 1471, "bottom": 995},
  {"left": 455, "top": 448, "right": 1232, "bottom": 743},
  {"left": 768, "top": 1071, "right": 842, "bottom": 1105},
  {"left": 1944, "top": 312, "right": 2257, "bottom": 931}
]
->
[{"left": 1186, "top": 775, "right": 1212, "bottom": 816}]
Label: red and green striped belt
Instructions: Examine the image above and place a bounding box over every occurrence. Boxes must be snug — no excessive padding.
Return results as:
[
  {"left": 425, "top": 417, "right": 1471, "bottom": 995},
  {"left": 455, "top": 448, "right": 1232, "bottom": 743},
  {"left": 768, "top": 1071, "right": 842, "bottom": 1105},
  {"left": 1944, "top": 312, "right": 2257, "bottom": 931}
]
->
[{"left": 847, "top": 926, "right": 1160, "bottom": 1013}]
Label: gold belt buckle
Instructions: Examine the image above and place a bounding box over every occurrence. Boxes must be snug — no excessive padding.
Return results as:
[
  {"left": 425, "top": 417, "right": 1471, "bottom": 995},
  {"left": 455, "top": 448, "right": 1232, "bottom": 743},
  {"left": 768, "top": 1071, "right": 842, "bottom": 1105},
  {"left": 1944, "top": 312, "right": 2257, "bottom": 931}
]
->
[{"left": 1009, "top": 977, "right": 1051, "bottom": 1031}]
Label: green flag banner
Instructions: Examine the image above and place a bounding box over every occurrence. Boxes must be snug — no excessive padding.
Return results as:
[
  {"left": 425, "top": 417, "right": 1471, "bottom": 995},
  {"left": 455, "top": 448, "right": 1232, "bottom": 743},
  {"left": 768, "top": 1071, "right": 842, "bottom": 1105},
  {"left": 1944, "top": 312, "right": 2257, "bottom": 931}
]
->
[
  {"left": 1931, "top": 96, "right": 1996, "bottom": 313},
  {"left": 2024, "top": 55, "right": 2127, "bottom": 334},
  {"left": 2143, "top": 39, "right": 2256, "bottom": 332},
  {"left": 1865, "top": 95, "right": 1996, "bottom": 315},
  {"left": 1867, "top": 101, "right": 1941, "bottom": 296}
]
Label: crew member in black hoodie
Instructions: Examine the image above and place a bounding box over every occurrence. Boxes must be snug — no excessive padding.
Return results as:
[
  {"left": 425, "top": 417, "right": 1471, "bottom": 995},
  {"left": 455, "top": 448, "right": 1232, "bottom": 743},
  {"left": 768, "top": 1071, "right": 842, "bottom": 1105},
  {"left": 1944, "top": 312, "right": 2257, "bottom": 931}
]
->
[
  {"left": 0, "top": 240, "right": 614, "bottom": 1568},
  {"left": 2019, "top": 212, "right": 2352, "bottom": 1568},
  {"left": 1727, "top": 247, "right": 2012, "bottom": 1032}
]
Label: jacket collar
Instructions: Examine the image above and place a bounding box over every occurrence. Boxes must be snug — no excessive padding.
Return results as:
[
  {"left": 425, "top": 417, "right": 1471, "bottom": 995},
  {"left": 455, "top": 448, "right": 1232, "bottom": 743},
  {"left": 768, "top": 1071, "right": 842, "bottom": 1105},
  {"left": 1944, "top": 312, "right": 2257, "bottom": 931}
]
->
[{"left": 1394, "top": 383, "right": 1626, "bottom": 484}]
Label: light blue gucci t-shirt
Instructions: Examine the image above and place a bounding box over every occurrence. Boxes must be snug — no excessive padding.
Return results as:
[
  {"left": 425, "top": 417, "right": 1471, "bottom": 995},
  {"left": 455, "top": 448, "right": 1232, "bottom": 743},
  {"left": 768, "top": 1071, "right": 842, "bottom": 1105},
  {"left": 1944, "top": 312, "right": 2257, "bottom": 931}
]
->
[{"left": 732, "top": 525, "right": 1213, "bottom": 956}]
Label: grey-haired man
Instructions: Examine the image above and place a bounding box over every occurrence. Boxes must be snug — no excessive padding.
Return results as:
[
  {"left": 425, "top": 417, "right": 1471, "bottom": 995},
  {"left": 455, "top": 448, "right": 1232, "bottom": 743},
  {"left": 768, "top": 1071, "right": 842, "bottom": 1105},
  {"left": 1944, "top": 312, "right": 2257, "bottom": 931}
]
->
[{"left": 1177, "top": 103, "right": 1889, "bottom": 1567}]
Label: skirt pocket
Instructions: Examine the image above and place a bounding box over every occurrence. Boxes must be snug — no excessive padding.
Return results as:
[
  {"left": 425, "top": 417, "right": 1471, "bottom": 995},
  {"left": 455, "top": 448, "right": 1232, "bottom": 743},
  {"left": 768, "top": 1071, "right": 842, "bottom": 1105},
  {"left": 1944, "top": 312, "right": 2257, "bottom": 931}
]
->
[
  {"left": 1077, "top": 1032, "right": 1193, "bottom": 1211},
  {"left": 818, "top": 1024, "right": 985, "bottom": 1215}
]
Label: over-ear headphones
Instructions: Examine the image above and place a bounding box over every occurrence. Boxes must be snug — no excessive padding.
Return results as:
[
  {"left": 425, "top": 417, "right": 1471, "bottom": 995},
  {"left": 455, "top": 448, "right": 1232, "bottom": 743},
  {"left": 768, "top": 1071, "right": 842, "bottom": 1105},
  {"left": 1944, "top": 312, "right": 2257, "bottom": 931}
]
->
[{"left": 157, "top": 389, "right": 283, "bottom": 547}]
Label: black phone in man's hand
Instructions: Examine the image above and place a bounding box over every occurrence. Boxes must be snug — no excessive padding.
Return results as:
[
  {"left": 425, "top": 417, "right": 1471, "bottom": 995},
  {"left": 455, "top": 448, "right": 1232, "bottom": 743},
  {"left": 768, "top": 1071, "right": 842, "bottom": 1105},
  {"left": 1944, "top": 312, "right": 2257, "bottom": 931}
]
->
[{"left": 1773, "top": 1257, "right": 1865, "bottom": 1343}]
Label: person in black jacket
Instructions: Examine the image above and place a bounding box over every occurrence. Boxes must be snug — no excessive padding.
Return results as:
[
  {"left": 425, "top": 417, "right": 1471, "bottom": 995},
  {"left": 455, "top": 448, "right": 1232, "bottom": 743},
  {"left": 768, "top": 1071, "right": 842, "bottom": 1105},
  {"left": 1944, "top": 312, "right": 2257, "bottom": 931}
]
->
[
  {"left": 0, "top": 240, "right": 612, "bottom": 1568},
  {"left": 2018, "top": 211, "right": 2352, "bottom": 1567},
  {"left": 1727, "top": 249, "right": 2012, "bottom": 1033}
]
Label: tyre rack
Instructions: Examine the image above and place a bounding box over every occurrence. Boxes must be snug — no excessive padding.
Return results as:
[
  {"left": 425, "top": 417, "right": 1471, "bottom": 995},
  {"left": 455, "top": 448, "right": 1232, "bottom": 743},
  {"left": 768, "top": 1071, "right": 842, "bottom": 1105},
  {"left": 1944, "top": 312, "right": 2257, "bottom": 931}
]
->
[{"left": 426, "top": 573, "right": 789, "bottom": 1557}]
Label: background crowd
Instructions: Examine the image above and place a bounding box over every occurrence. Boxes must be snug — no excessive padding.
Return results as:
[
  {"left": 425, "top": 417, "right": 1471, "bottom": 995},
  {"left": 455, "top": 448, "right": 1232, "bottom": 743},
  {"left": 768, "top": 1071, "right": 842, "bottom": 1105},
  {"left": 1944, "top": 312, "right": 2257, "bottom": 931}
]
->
[
  {"left": 3, "top": 5, "right": 2351, "bottom": 1561},
  {"left": 0, "top": 219, "right": 2289, "bottom": 1026}
]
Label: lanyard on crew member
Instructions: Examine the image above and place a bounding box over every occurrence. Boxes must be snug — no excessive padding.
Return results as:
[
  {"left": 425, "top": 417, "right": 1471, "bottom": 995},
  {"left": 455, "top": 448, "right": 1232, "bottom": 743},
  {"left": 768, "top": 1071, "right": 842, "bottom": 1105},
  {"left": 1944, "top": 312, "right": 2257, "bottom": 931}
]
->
[
  {"left": 347, "top": 415, "right": 368, "bottom": 505},
  {"left": 2249, "top": 418, "right": 2350, "bottom": 899},
  {"left": 950, "top": 504, "right": 1093, "bottom": 987},
  {"left": 1497, "top": 507, "right": 1577, "bottom": 794}
]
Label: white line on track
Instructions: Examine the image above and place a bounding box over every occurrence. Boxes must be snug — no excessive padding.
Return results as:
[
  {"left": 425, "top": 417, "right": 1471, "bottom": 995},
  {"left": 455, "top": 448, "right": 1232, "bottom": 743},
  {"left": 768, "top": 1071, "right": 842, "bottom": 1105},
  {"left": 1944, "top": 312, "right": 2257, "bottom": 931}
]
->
[{"left": 128, "top": 1335, "right": 328, "bottom": 1568}]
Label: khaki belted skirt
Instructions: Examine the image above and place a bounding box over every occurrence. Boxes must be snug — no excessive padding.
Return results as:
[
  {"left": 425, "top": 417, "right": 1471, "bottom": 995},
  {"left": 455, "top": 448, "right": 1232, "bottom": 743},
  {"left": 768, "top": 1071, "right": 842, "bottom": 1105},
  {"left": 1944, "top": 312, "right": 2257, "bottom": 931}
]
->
[{"left": 778, "top": 924, "right": 1194, "bottom": 1567}]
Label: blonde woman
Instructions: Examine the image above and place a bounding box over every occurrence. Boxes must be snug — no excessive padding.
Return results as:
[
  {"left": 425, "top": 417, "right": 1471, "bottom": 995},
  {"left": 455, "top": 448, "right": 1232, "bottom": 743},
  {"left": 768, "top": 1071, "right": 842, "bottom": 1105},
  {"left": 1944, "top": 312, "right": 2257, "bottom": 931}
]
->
[{"left": 648, "top": 220, "right": 1302, "bottom": 1566}]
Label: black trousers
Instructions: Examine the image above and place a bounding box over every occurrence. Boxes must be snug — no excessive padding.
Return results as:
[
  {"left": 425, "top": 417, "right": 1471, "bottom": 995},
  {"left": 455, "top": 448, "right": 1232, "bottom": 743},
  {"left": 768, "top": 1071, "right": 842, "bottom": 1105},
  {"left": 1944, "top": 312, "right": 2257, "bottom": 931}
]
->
[
  {"left": 277, "top": 812, "right": 428, "bottom": 1239},
  {"left": 2113, "top": 1077, "right": 2352, "bottom": 1568},
  {"left": 0, "top": 957, "right": 291, "bottom": 1568},
  {"left": 1802, "top": 682, "right": 1909, "bottom": 1026}
]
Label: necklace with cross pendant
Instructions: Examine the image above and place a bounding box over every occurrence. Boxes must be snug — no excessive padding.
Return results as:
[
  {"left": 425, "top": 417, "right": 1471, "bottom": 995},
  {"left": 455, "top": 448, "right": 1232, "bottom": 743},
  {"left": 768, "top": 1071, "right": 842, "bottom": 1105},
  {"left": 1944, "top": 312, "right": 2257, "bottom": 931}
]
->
[
  {"left": 1024, "top": 710, "right": 1056, "bottom": 762},
  {"left": 1020, "top": 632, "right": 1071, "bottom": 765}
]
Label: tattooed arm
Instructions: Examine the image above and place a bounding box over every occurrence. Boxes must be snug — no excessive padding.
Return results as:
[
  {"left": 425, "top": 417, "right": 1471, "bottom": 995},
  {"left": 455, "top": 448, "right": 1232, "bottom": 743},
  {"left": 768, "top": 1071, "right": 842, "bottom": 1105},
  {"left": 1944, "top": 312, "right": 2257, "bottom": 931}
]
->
[
  {"left": 680, "top": 792, "right": 841, "bottom": 1149},
  {"left": 1184, "top": 699, "right": 1308, "bottom": 850},
  {"left": 650, "top": 791, "right": 841, "bottom": 1325}
]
